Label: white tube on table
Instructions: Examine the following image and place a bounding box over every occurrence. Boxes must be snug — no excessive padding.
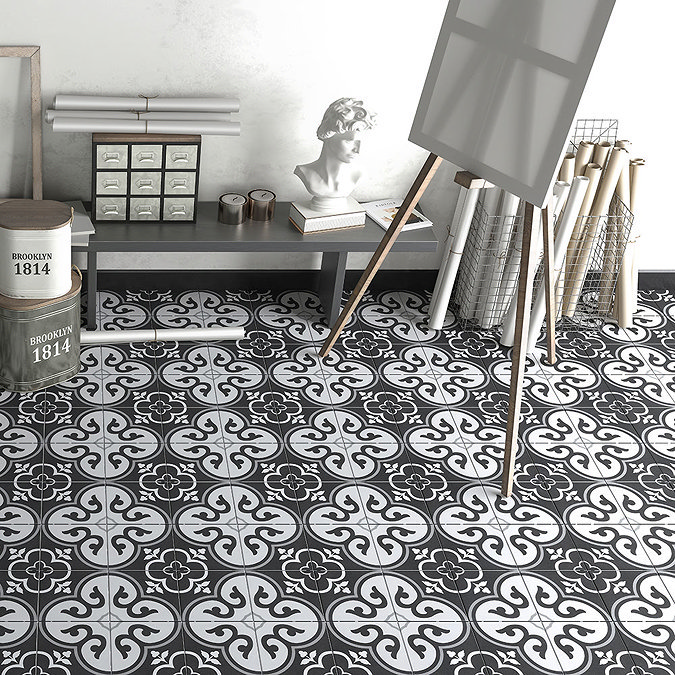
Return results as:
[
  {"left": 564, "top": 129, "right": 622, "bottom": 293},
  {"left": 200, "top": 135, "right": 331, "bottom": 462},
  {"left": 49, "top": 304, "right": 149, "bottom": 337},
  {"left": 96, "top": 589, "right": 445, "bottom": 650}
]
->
[
  {"left": 479, "top": 190, "right": 520, "bottom": 328},
  {"left": 51, "top": 117, "right": 240, "bottom": 135},
  {"left": 526, "top": 177, "right": 589, "bottom": 352},
  {"left": 500, "top": 206, "right": 541, "bottom": 347},
  {"left": 564, "top": 147, "right": 629, "bottom": 318},
  {"left": 53, "top": 94, "right": 240, "bottom": 113},
  {"left": 46, "top": 109, "right": 233, "bottom": 123},
  {"left": 427, "top": 188, "right": 481, "bottom": 330},
  {"left": 80, "top": 327, "right": 245, "bottom": 344}
]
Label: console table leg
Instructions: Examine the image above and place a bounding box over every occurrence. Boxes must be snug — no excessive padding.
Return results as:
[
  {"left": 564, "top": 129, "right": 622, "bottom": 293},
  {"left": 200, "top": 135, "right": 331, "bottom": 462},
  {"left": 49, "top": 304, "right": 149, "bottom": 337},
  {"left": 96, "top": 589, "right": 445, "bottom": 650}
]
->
[
  {"left": 86, "top": 249, "right": 97, "bottom": 330},
  {"left": 319, "top": 251, "right": 348, "bottom": 326}
]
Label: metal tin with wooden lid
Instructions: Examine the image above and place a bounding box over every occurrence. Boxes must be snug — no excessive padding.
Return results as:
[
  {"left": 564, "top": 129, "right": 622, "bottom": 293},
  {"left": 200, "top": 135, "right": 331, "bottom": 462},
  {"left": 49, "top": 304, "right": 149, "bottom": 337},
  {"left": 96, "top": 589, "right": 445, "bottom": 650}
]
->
[
  {"left": 0, "top": 269, "right": 81, "bottom": 392},
  {"left": 0, "top": 199, "right": 72, "bottom": 299}
]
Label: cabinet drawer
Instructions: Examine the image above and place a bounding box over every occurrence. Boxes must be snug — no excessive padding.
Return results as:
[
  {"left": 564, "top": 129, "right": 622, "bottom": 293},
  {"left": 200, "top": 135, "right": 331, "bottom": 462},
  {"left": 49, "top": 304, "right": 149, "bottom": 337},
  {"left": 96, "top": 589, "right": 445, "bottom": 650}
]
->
[
  {"left": 163, "top": 197, "right": 195, "bottom": 221},
  {"left": 164, "top": 172, "right": 196, "bottom": 195},
  {"left": 129, "top": 198, "right": 160, "bottom": 221},
  {"left": 95, "top": 171, "right": 127, "bottom": 195},
  {"left": 130, "top": 144, "right": 163, "bottom": 169},
  {"left": 95, "top": 197, "right": 127, "bottom": 220},
  {"left": 130, "top": 171, "right": 162, "bottom": 195},
  {"left": 96, "top": 145, "right": 128, "bottom": 169},
  {"left": 165, "top": 145, "right": 198, "bottom": 169}
]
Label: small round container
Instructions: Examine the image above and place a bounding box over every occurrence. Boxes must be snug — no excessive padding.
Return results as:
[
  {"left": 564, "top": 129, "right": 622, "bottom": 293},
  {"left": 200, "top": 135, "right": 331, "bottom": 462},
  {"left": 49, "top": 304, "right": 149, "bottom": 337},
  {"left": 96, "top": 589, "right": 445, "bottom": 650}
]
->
[
  {"left": 218, "top": 193, "right": 248, "bottom": 225},
  {"left": 0, "top": 200, "right": 73, "bottom": 299},
  {"left": 248, "top": 189, "right": 276, "bottom": 222}
]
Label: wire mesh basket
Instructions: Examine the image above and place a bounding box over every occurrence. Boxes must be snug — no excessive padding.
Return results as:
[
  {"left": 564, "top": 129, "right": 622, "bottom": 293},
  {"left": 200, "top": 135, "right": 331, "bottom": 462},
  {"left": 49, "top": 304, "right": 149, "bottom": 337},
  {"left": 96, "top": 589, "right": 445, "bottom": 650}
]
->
[{"left": 451, "top": 119, "right": 634, "bottom": 331}]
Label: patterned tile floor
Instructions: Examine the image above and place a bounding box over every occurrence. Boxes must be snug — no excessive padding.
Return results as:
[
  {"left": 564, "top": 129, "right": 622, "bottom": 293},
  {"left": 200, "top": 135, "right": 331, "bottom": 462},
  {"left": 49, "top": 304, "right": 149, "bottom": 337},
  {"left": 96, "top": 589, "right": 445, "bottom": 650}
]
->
[{"left": 1, "top": 284, "right": 675, "bottom": 675}]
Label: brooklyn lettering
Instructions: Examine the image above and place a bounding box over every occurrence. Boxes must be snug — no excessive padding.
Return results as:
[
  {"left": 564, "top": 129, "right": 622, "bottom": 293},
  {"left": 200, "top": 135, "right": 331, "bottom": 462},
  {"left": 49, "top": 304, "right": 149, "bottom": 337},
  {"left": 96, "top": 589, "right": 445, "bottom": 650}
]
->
[
  {"left": 12, "top": 252, "right": 53, "bottom": 261},
  {"left": 29, "top": 325, "right": 73, "bottom": 345}
]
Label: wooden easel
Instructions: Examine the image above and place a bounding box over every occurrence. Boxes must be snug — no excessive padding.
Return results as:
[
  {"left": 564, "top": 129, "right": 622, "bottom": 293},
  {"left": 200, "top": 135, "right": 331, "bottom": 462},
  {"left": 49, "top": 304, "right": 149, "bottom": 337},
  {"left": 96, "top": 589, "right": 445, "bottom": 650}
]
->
[{"left": 319, "top": 153, "right": 557, "bottom": 497}]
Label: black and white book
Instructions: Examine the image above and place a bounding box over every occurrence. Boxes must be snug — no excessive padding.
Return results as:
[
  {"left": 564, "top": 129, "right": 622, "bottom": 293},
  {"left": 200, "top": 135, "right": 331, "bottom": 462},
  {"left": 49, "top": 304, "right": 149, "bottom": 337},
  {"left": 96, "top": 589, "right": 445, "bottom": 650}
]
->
[{"left": 362, "top": 198, "right": 433, "bottom": 232}]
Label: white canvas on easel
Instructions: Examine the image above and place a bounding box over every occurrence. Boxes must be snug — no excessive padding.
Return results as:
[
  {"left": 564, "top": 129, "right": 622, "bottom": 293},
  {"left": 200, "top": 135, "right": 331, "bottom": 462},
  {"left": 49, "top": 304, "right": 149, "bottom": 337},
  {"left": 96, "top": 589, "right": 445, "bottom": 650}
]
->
[{"left": 409, "top": 0, "right": 616, "bottom": 208}]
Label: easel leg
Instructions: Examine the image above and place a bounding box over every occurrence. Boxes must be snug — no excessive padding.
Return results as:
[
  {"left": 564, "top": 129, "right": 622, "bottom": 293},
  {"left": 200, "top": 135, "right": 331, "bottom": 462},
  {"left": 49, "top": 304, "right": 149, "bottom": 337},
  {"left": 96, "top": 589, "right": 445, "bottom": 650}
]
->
[
  {"left": 541, "top": 205, "right": 557, "bottom": 365},
  {"left": 319, "top": 153, "right": 443, "bottom": 357},
  {"left": 501, "top": 202, "right": 537, "bottom": 497}
]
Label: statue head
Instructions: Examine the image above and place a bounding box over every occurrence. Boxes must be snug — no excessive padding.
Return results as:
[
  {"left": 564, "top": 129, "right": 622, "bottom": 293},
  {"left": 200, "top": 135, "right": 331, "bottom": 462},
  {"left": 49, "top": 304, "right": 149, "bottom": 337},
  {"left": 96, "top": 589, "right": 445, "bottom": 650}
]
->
[
  {"left": 316, "top": 98, "right": 377, "bottom": 141},
  {"left": 316, "top": 98, "right": 376, "bottom": 164}
]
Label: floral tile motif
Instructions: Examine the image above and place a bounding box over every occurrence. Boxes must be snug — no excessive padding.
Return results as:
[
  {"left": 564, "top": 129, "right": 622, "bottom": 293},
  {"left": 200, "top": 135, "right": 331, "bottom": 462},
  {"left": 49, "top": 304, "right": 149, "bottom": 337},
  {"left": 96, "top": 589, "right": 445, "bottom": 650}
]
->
[{"left": 3, "top": 284, "right": 675, "bottom": 674}]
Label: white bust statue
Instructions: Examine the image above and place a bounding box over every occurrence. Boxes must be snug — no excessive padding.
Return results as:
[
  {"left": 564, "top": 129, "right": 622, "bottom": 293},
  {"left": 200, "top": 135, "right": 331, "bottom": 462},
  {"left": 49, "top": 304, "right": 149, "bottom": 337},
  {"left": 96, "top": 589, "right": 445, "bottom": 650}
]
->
[{"left": 295, "top": 97, "right": 376, "bottom": 211}]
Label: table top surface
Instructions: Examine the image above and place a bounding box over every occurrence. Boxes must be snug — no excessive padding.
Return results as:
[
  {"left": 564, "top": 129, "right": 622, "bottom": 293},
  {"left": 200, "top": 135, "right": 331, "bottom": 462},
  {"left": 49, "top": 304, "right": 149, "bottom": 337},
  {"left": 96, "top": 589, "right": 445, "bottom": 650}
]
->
[{"left": 86, "top": 201, "right": 438, "bottom": 253}]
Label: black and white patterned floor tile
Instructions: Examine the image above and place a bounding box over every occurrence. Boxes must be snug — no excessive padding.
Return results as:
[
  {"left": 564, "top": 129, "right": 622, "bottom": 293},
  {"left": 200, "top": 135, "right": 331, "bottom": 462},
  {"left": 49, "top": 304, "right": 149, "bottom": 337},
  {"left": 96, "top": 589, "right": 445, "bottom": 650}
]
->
[{"left": 2, "top": 286, "right": 675, "bottom": 674}]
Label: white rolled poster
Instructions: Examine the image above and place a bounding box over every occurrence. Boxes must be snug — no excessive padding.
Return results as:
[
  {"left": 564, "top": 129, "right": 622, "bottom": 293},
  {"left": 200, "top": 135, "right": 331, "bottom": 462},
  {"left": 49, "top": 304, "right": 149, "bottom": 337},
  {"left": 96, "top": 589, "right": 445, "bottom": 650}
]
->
[
  {"left": 46, "top": 109, "right": 233, "bottom": 123},
  {"left": 53, "top": 94, "right": 239, "bottom": 113},
  {"left": 51, "top": 117, "right": 240, "bottom": 136}
]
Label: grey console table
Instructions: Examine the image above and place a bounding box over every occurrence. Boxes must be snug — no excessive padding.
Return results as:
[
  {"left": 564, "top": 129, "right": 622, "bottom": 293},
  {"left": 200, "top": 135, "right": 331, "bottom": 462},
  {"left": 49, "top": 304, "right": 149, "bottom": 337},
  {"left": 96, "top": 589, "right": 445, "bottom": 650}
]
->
[{"left": 84, "top": 201, "right": 437, "bottom": 330}]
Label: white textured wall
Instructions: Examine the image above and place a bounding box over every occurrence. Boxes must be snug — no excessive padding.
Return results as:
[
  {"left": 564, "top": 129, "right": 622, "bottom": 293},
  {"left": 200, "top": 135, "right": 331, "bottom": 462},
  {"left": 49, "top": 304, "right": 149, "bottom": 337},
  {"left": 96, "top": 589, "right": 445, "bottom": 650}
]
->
[{"left": 0, "top": 1, "right": 671, "bottom": 271}]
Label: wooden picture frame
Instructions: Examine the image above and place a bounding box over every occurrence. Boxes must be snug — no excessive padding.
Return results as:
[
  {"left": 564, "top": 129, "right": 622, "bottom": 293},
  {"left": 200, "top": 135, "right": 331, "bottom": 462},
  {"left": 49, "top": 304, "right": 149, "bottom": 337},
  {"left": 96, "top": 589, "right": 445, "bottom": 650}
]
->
[{"left": 0, "top": 46, "right": 43, "bottom": 199}]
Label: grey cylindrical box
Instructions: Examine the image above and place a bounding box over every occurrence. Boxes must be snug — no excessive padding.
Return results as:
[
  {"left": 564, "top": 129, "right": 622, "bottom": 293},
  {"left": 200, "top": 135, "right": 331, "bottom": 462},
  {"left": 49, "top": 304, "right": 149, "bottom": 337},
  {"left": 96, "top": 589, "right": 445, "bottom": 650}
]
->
[
  {"left": 0, "top": 270, "right": 81, "bottom": 392},
  {"left": 248, "top": 189, "right": 276, "bottom": 222},
  {"left": 218, "top": 193, "right": 248, "bottom": 224}
]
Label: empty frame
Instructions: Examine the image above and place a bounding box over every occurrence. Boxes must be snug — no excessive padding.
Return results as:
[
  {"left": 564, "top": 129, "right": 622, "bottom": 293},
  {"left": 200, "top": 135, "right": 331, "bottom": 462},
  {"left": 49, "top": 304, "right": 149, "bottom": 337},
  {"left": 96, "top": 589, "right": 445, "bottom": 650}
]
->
[
  {"left": 0, "top": 46, "right": 42, "bottom": 200},
  {"left": 409, "top": 0, "right": 615, "bottom": 207}
]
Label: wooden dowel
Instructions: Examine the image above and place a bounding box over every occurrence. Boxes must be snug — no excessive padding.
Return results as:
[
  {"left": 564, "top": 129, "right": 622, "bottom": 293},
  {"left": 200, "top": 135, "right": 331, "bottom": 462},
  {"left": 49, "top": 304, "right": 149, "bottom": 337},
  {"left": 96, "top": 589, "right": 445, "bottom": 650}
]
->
[
  {"left": 30, "top": 47, "right": 43, "bottom": 200},
  {"left": 319, "top": 152, "right": 443, "bottom": 357},
  {"left": 501, "top": 202, "right": 536, "bottom": 497},
  {"left": 541, "top": 205, "right": 556, "bottom": 364}
]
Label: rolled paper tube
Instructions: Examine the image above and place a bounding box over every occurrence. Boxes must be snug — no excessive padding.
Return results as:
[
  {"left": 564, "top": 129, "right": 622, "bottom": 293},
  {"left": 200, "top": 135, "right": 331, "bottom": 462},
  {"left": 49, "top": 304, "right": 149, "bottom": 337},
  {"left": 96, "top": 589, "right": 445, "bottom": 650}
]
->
[
  {"left": 53, "top": 94, "right": 240, "bottom": 113},
  {"left": 428, "top": 189, "right": 467, "bottom": 321},
  {"left": 552, "top": 181, "right": 571, "bottom": 220},
  {"left": 607, "top": 161, "right": 632, "bottom": 321},
  {"left": 558, "top": 153, "right": 575, "bottom": 182},
  {"left": 526, "top": 176, "right": 590, "bottom": 351},
  {"left": 492, "top": 196, "right": 523, "bottom": 328},
  {"left": 46, "top": 109, "right": 233, "bottom": 122},
  {"left": 80, "top": 326, "right": 245, "bottom": 344},
  {"left": 427, "top": 188, "right": 481, "bottom": 330},
  {"left": 561, "top": 163, "right": 603, "bottom": 316},
  {"left": 479, "top": 190, "right": 521, "bottom": 328},
  {"left": 564, "top": 147, "right": 629, "bottom": 318},
  {"left": 462, "top": 187, "right": 502, "bottom": 321},
  {"left": 615, "top": 139, "right": 631, "bottom": 151},
  {"left": 500, "top": 206, "right": 541, "bottom": 347},
  {"left": 51, "top": 116, "right": 240, "bottom": 136},
  {"left": 625, "top": 159, "right": 645, "bottom": 323},
  {"left": 629, "top": 159, "right": 645, "bottom": 214},
  {"left": 574, "top": 141, "right": 594, "bottom": 177},
  {"left": 591, "top": 141, "right": 612, "bottom": 169}
]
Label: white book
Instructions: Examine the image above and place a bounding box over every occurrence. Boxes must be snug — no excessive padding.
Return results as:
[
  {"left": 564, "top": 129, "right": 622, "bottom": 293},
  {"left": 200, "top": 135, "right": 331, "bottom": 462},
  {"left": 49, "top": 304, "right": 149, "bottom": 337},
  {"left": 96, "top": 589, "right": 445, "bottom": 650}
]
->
[
  {"left": 362, "top": 198, "right": 433, "bottom": 232},
  {"left": 289, "top": 197, "right": 366, "bottom": 234}
]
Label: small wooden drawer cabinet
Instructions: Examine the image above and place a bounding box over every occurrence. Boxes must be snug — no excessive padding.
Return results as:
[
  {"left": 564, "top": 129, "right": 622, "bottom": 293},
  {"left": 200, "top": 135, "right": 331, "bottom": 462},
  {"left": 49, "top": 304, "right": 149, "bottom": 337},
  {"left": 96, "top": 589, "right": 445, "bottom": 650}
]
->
[{"left": 91, "top": 133, "right": 201, "bottom": 223}]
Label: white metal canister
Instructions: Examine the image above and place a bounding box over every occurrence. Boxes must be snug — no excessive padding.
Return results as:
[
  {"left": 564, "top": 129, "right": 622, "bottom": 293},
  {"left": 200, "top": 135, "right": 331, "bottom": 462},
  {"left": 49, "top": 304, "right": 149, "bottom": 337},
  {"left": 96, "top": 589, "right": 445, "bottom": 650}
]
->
[{"left": 0, "top": 200, "right": 72, "bottom": 299}]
